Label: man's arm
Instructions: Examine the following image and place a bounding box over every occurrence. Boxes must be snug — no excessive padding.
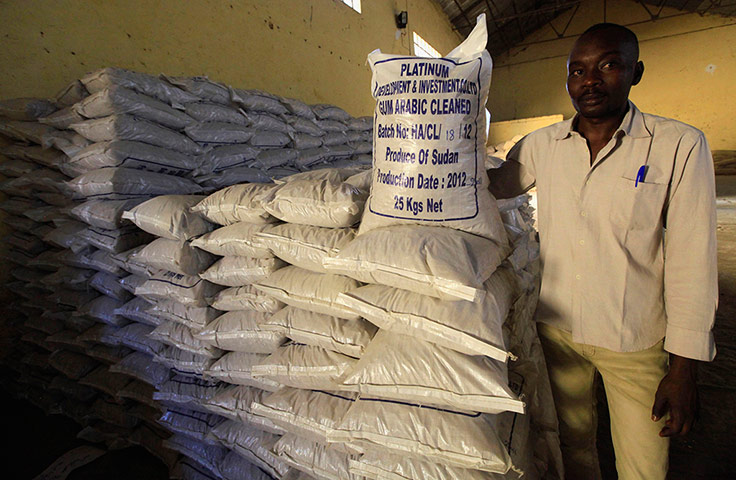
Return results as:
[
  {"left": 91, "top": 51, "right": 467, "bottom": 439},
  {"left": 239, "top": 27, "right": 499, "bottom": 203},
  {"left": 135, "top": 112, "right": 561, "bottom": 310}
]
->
[
  {"left": 487, "top": 138, "right": 536, "bottom": 199},
  {"left": 653, "top": 132, "right": 717, "bottom": 437},
  {"left": 487, "top": 159, "right": 534, "bottom": 199}
]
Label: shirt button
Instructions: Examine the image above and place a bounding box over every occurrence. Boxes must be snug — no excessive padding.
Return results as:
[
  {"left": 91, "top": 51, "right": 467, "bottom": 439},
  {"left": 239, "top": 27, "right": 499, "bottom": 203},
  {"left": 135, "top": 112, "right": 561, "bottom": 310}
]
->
[
  {"left": 575, "top": 274, "right": 582, "bottom": 280},
  {"left": 579, "top": 240, "right": 585, "bottom": 245},
  {"left": 580, "top": 211, "right": 587, "bottom": 217}
]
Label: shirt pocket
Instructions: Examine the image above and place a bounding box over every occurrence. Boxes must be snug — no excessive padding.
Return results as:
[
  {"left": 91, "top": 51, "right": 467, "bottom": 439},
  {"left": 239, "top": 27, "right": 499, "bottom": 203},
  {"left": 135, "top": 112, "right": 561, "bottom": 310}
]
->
[{"left": 609, "top": 176, "right": 668, "bottom": 232}]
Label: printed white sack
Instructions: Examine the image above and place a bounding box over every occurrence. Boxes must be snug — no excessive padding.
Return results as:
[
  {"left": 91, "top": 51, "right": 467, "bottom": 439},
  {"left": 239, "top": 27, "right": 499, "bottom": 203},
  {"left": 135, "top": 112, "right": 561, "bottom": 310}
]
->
[
  {"left": 85, "top": 249, "right": 128, "bottom": 276},
  {"left": 115, "top": 296, "right": 165, "bottom": 326},
  {"left": 324, "top": 225, "right": 508, "bottom": 302},
  {"left": 122, "top": 195, "right": 213, "bottom": 241},
  {"left": 131, "top": 238, "right": 216, "bottom": 276},
  {"left": 158, "top": 408, "right": 224, "bottom": 443},
  {"left": 67, "top": 167, "right": 201, "bottom": 200},
  {"left": 190, "top": 222, "right": 272, "bottom": 258},
  {"left": 149, "top": 321, "right": 223, "bottom": 358},
  {"left": 261, "top": 306, "right": 376, "bottom": 358},
  {"left": 273, "top": 434, "right": 358, "bottom": 480},
  {"left": 69, "top": 114, "right": 204, "bottom": 155},
  {"left": 191, "top": 183, "right": 277, "bottom": 225},
  {"left": 208, "top": 420, "right": 291, "bottom": 479},
  {"left": 112, "top": 323, "right": 166, "bottom": 356},
  {"left": 329, "top": 399, "right": 512, "bottom": 473},
  {"left": 74, "top": 85, "right": 196, "bottom": 130},
  {"left": 69, "top": 140, "right": 198, "bottom": 177},
  {"left": 153, "top": 373, "right": 225, "bottom": 406},
  {"left": 135, "top": 271, "right": 223, "bottom": 307},
  {"left": 77, "top": 295, "right": 130, "bottom": 327},
  {"left": 251, "top": 343, "right": 357, "bottom": 391},
  {"left": 253, "top": 224, "right": 355, "bottom": 274},
  {"left": 255, "top": 266, "right": 361, "bottom": 320},
  {"left": 200, "top": 256, "right": 286, "bottom": 287},
  {"left": 361, "top": 14, "right": 507, "bottom": 243},
  {"left": 260, "top": 170, "right": 368, "bottom": 228},
  {"left": 251, "top": 387, "right": 357, "bottom": 445},
  {"left": 202, "top": 385, "right": 286, "bottom": 435},
  {"left": 208, "top": 285, "right": 285, "bottom": 313},
  {"left": 195, "top": 310, "right": 286, "bottom": 353},
  {"left": 205, "top": 352, "right": 282, "bottom": 391},
  {"left": 119, "top": 274, "right": 148, "bottom": 294},
  {"left": 340, "top": 330, "right": 524, "bottom": 414},
  {"left": 336, "top": 268, "right": 516, "bottom": 360},
  {"left": 77, "top": 225, "right": 154, "bottom": 254},
  {"left": 147, "top": 300, "right": 219, "bottom": 330}
]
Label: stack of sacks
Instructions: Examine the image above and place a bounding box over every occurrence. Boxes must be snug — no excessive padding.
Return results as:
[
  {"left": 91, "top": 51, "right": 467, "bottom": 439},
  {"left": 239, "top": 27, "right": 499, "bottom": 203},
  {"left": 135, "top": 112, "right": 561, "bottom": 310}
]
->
[
  {"left": 190, "top": 168, "right": 369, "bottom": 479},
  {"left": 187, "top": 182, "right": 296, "bottom": 479},
  {"left": 268, "top": 15, "right": 556, "bottom": 480},
  {"left": 161, "top": 75, "right": 372, "bottom": 191}
]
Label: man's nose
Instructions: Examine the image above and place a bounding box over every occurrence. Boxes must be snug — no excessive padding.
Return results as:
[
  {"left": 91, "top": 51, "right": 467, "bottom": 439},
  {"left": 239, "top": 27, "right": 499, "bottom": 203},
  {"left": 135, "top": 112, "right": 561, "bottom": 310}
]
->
[{"left": 582, "top": 69, "right": 602, "bottom": 86}]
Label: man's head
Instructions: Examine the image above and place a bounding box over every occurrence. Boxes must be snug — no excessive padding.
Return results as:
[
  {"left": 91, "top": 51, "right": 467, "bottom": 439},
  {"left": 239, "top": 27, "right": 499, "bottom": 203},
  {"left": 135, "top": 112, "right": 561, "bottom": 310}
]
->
[{"left": 566, "top": 23, "right": 644, "bottom": 120}]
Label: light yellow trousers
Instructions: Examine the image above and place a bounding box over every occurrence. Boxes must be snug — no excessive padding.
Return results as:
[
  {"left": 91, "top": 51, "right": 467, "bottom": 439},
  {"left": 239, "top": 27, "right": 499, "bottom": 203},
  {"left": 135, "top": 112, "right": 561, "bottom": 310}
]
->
[{"left": 537, "top": 323, "right": 670, "bottom": 480}]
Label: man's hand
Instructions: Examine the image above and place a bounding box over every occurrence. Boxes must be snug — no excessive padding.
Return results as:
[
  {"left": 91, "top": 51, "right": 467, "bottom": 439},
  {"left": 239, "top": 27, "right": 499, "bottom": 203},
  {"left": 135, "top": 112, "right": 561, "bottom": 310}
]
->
[{"left": 651, "top": 354, "right": 699, "bottom": 437}]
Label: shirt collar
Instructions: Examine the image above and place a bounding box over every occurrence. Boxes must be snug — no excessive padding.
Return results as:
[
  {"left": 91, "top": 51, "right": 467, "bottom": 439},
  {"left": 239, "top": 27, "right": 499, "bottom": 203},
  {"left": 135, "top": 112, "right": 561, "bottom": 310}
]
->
[{"left": 553, "top": 100, "right": 652, "bottom": 140}]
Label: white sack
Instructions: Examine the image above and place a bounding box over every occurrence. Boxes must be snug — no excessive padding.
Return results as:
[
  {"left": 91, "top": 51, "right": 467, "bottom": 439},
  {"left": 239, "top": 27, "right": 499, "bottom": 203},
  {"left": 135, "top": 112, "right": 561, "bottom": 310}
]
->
[
  {"left": 86, "top": 249, "right": 128, "bottom": 276},
  {"left": 205, "top": 352, "right": 282, "bottom": 391},
  {"left": 184, "top": 102, "right": 248, "bottom": 125},
  {"left": 122, "top": 195, "right": 213, "bottom": 240},
  {"left": 115, "top": 297, "right": 165, "bottom": 326},
  {"left": 70, "top": 198, "right": 144, "bottom": 229},
  {"left": 135, "top": 271, "right": 223, "bottom": 307},
  {"left": 153, "top": 373, "right": 225, "bottom": 406},
  {"left": 323, "top": 225, "right": 508, "bottom": 302},
  {"left": 69, "top": 140, "right": 198, "bottom": 176},
  {"left": 255, "top": 266, "right": 361, "bottom": 320},
  {"left": 149, "top": 321, "right": 222, "bottom": 358},
  {"left": 89, "top": 271, "right": 133, "bottom": 301},
  {"left": 220, "top": 450, "right": 275, "bottom": 480},
  {"left": 0, "top": 97, "right": 56, "bottom": 121},
  {"left": 336, "top": 268, "right": 515, "bottom": 360},
  {"left": 158, "top": 408, "right": 224, "bottom": 443},
  {"left": 208, "top": 420, "right": 291, "bottom": 479},
  {"left": 119, "top": 274, "right": 148, "bottom": 294},
  {"left": 202, "top": 385, "right": 286, "bottom": 435},
  {"left": 350, "top": 451, "right": 497, "bottom": 480},
  {"left": 195, "top": 310, "right": 286, "bottom": 354},
  {"left": 251, "top": 148, "right": 298, "bottom": 169},
  {"left": 261, "top": 306, "right": 376, "bottom": 358},
  {"left": 200, "top": 256, "right": 286, "bottom": 287},
  {"left": 195, "top": 166, "right": 273, "bottom": 191},
  {"left": 231, "top": 88, "right": 289, "bottom": 115},
  {"left": 184, "top": 122, "right": 255, "bottom": 147},
  {"left": 251, "top": 343, "right": 357, "bottom": 391},
  {"left": 112, "top": 323, "right": 165, "bottom": 356},
  {"left": 163, "top": 434, "right": 228, "bottom": 478},
  {"left": 251, "top": 387, "right": 356, "bottom": 445},
  {"left": 80, "top": 68, "right": 200, "bottom": 106},
  {"left": 274, "top": 434, "right": 358, "bottom": 480},
  {"left": 131, "top": 238, "right": 216, "bottom": 276},
  {"left": 194, "top": 144, "right": 262, "bottom": 176},
  {"left": 190, "top": 222, "right": 272, "bottom": 258},
  {"left": 253, "top": 224, "right": 355, "bottom": 274},
  {"left": 70, "top": 114, "right": 204, "bottom": 155},
  {"left": 77, "top": 225, "right": 154, "bottom": 253},
  {"left": 77, "top": 295, "right": 129, "bottom": 327},
  {"left": 260, "top": 171, "right": 367, "bottom": 228},
  {"left": 191, "top": 183, "right": 277, "bottom": 225},
  {"left": 67, "top": 167, "right": 201, "bottom": 200},
  {"left": 74, "top": 86, "right": 195, "bottom": 130},
  {"left": 147, "top": 300, "right": 219, "bottom": 330},
  {"left": 39, "top": 106, "right": 86, "bottom": 129},
  {"left": 361, "top": 15, "right": 505, "bottom": 242},
  {"left": 154, "top": 345, "right": 216, "bottom": 376},
  {"left": 208, "top": 285, "right": 285, "bottom": 313},
  {"left": 341, "top": 330, "right": 524, "bottom": 414},
  {"left": 329, "top": 399, "right": 512, "bottom": 473}
]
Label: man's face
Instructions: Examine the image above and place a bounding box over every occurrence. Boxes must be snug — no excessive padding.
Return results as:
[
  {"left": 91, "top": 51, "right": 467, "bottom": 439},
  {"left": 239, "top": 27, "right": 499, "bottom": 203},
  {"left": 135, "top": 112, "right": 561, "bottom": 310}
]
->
[{"left": 566, "top": 30, "right": 642, "bottom": 119}]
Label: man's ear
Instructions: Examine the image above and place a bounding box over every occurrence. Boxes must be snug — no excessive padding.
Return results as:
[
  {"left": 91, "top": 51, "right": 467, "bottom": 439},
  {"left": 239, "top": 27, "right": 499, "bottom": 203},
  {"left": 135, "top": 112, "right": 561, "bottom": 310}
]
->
[{"left": 632, "top": 60, "right": 644, "bottom": 86}]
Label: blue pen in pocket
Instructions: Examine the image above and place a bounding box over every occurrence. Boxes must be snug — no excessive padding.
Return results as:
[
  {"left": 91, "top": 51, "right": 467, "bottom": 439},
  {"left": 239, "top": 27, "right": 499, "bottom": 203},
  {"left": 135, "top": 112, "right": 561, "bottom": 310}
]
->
[{"left": 635, "top": 165, "right": 649, "bottom": 187}]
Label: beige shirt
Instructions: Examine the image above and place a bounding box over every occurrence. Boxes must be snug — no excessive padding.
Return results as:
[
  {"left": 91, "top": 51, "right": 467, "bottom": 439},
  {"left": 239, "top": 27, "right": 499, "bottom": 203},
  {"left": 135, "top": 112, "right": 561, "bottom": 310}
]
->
[{"left": 507, "top": 102, "right": 717, "bottom": 361}]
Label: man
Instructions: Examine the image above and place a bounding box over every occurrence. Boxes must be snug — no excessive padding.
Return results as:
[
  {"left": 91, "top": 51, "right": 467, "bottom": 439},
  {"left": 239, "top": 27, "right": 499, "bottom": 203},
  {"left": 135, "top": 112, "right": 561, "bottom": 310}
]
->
[{"left": 489, "top": 23, "right": 717, "bottom": 479}]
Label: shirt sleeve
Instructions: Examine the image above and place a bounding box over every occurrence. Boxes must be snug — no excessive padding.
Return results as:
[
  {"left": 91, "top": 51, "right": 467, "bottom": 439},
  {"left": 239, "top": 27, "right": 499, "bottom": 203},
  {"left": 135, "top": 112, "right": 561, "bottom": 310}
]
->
[
  {"left": 504, "top": 135, "right": 537, "bottom": 192},
  {"left": 663, "top": 132, "right": 718, "bottom": 361}
]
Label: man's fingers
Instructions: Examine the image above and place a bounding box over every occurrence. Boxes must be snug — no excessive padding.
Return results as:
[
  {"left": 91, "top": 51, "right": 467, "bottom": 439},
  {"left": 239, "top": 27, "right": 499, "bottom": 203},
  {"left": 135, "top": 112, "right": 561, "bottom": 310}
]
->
[
  {"left": 660, "top": 410, "right": 684, "bottom": 437},
  {"left": 651, "top": 394, "right": 668, "bottom": 422}
]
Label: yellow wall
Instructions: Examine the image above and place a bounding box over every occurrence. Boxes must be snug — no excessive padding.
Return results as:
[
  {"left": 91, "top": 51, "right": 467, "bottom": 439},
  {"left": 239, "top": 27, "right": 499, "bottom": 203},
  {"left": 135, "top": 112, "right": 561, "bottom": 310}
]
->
[
  {"left": 489, "top": 0, "right": 736, "bottom": 150},
  {"left": 0, "top": 0, "right": 461, "bottom": 117}
]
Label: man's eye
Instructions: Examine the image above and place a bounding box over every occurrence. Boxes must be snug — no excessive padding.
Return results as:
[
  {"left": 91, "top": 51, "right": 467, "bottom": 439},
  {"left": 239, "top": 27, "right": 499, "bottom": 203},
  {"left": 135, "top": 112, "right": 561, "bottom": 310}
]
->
[
  {"left": 569, "top": 69, "right": 583, "bottom": 77},
  {"left": 601, "top": 62, "right": 616, "bottom": 70}
]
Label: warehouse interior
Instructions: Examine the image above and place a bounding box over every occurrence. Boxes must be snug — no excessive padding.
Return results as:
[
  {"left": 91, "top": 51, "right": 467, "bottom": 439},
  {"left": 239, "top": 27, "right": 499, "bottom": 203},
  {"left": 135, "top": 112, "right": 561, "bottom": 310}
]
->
[{"left": 0, "top": 0, "right": 734, "bottom": 479}]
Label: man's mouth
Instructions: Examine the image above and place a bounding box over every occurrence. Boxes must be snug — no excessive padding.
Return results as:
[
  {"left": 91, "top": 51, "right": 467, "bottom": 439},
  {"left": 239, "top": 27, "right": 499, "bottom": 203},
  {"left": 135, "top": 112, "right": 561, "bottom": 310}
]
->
[{"left": 579, "top": 92, "right": 606, "bottom": 105}]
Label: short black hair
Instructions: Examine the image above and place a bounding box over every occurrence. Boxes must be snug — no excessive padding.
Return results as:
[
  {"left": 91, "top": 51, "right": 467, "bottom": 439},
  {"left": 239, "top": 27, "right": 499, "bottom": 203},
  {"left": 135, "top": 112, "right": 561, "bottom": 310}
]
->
[{"left": 581, "top": 23, "right": 639, "bottom": 59}]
